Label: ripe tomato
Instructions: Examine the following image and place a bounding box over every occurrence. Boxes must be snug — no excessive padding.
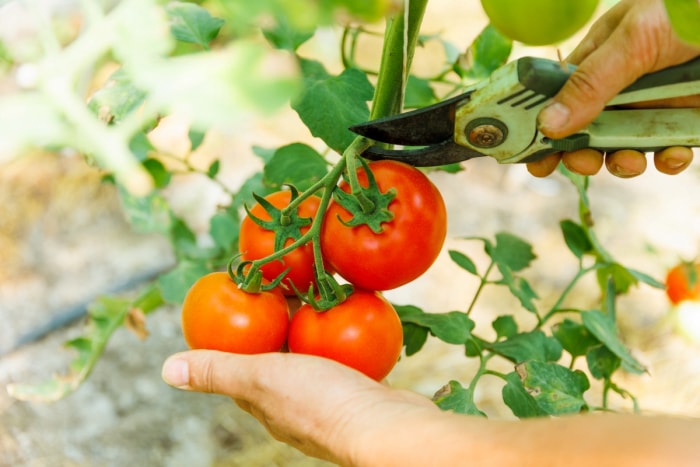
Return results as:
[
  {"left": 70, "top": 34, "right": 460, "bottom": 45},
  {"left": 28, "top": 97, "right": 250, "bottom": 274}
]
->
[
  {"left": 665, "top": 261, "right": 700, "bottom": 305},
  {"left": 239, "top": 191, "right": 321, "bottom": 296},
  {"left": 481, "top": 0, "right": 598, "bottom": 46},
  {"left": 287, "top": 289, "right": 403, "bottom": 381},
  {"left": 181, "top": 272, "right": 289, "bottom": 353},
  {"left": 321, "top": 160, "right": 447, "bottom": 291}
]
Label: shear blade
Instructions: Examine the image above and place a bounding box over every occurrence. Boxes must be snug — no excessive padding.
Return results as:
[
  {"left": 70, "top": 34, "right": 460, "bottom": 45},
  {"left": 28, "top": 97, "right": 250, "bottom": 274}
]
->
[
  {"left": 349, "top": 92, "right": 471, "bottom": 146},
  {"left": 360, "top": 140, "right": 486, "bottom": 167}
]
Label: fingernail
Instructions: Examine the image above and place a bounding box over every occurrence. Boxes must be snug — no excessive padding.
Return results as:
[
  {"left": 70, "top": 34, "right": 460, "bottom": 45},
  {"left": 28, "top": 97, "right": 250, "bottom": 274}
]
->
[
  {"left": 609, "top": 164, "right": 639, "bottom": 178},
  {"left": 538, "top": 102, "right": 571, "bottom": 133},
  {"left": 162, "top": 357, "right": 189, "bottom": 388}
]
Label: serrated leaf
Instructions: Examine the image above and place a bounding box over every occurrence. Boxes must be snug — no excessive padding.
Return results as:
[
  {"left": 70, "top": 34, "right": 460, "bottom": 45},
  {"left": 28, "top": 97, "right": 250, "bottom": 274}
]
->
[
  {"left": 502, "top": 371, "right": 548, "bottom": 419},
  {"left": 402, "top": 322, "right": 429, "bottom": 356},
  {"left": 552, "top": 319, "right": 600, "bottom": 358},
  {"left": 457, "top": 24, "right": 512, "bottom": 79},
  {"left": 517, "top": 361, "right": 590, "bottom": 415},
  {"left": 449, "top": 250, "right": 478, "bottom": 275},
  {"left": 292, "top": 59, "right": 374, "bottom": 152},
  {"left": 118, "top": 188, "right": 173, "bottom": 235},
  {"left": 158, "top": 260, "right": 211, "bottom": 304},
  {"left": 498, "top": 268, "right": 539, "bottom": 314},
  {"left": 262, "top": 13, "right": 315, "bottom": 51},
  {"left": 487, "top": 330, "right": 562, "bottom": 363},
  {"left": 397, "top": 305, "right": 474, "bottom": 345},
  {"left": 87, "top": 69, "right": 146, "bottom": 124},
  {"left": 404, "top": 74, "right": 437, "bottom": 109},
  {"left": 263, "top": 143, "right": 329, "bottom": 191},
  {"left": 209, "top": 211, "right": 239, "bottom": 251},
  {"left": 486, "top": 232, "right": 536, "bottom": 272},
  {"left": 586, "top": 345, "right": 621, "bottom": 380},
  {"left": 581, "top": 310, "right": 645, "bottom": 374},
  {"left": 560, "top": 219, "right": 592, "bottom": 259},
  {"left": 166, "top": 2, "right": 225, "bottom": 48},
  {"left": 596, "top": 262, "right": 639, "bottom": 295},
  {"left": 492, "top": 315, "right": 518, "bottom": 340},
  {"left": 432, "top": 381, "right": 486, "bottom": 416}
]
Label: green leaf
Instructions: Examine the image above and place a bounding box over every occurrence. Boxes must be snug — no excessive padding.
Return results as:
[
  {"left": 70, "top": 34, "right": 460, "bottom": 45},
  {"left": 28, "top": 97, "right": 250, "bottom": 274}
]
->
[
  {"left": 252, "top": 146, "right": 277, "bottom": 164},
  {"left": 142, "top": 158, "right": 172, "bottom": 188},
  {"left": 502, "top": 371, "right": 548, "bottom": 419},
  {"left": 448, "top": 250, "right": 478, "bottom": 275},
  {"left": 517, "top": 361, "right": 590, "bottom": 415},
  {"left": 552, "top": 319, "right": 600, "bottom": 358},
  {"left": 586, "top": 345, "right": 622, "bottom": 380},
  {"left": 402, "top": 322, "right": 429, "bottom": 356},
  {"left": 404, "top": 75, "right": 437, "bottom": 109},
  {"left": 209, "top": 211, "right": 239, "bottom": 251},
  {"left": 189, "top": 129, "right": 206, "bottom": 151},
  {"left": 486, "top": 232, "right": 536, "bottom": 272},
  {"left": 560, "top": 219, "right": 592, "bottom": 259},
  {"left": 396, "top": 305, "right": 474, "bottom": 345},
  {"left": 627, "top": 268, "right": 665, "bottom": 289},
  {"left": 292, "top": 59, "right": 374, "bottom": 152},
  {"left": 207, "top": 160, "right": 221, "bottom": 179},
  {"left": 665, "top": 0, "right": 700, "bottom": 46},
  {"left": 433, "top": 381, "right": 487, "bottom": 417},
  {"left": 263, "top": 143, "right": 329, "bottom": 191},
  {"left": 596, "top": 262, "right": 639, "bottom": 295},
  {"left": 498, "top": 268, "right": 539, "bottom": 314},
  {"left": 118, "top": 188, "right": 173, "bottom": 235},
  {"left": 166, "top": 2, "right": 225, "bottom": 48},
  {"left": 129, "top": 131, "right": 155, "bottom": 161},
  {"left": 492, "top": 315, "right": 518, "bottom": 340},
  {"left": 262, "top": 13, "right": 315, "bottom": 51},
  {"left": 581, "top": 310, "right": 646, "bottom": 374},
  {"left": 158, "top": 260, "right": 211, "bottom": 304},
  {"left": 487, "top": 330, "right": 562, "bottom": 363},
  {"left": 456, "top": 24, "right": 512, "bottom": 79},
  {"left": 87, "top": 69, "right": 146, "bottom": 124}
]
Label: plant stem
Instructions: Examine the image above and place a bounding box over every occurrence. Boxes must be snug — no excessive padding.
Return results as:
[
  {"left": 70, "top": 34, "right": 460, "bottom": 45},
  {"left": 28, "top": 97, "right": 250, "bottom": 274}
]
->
[{"left": 466, "top": 261, "right": 495, "bottom": 316}]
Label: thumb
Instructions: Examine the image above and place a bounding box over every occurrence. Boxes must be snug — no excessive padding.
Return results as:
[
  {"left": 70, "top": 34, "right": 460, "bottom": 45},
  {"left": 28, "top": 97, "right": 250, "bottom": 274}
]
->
[{"left": 161, "top": 350, "right": 251, "bottom": 396}]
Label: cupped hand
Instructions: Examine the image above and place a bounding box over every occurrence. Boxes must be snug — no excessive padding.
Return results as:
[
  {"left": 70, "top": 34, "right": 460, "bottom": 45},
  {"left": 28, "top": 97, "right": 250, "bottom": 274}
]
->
[
  {"left": 161, "top": 350, "right": 437, "bottom": 465},
  {"left": 528, "top": 0, "right": 700, "bottom": 178}
]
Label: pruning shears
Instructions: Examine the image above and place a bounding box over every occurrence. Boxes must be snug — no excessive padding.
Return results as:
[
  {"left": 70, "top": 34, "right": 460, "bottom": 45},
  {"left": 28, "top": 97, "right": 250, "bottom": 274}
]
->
[{"left": 349, "top": 56, "right": 700, "bottom": 167}]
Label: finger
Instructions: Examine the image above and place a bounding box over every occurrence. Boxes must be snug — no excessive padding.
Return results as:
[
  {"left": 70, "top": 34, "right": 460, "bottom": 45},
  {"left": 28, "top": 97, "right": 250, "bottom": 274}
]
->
[
  {"left": 654, "top": 147, "right": 694, "bottom": 175},
  {"left": 605, "top": 149, "right": 647, "bottom": 178},
  {"left": 566, "top": 0, "right": 629, "bottom": 65},
  {"left": 526, "top": 152, "right": 561, "bottom": 177},
  {"left": 561, "top": 148, "right": 604, "bottom": 175}
]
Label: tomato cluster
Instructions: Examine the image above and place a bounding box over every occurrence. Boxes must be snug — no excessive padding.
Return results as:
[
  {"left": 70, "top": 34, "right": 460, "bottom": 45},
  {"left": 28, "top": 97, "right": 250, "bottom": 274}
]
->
[{"left": 180, "top": 160, "right": 447, "bottom": 381}]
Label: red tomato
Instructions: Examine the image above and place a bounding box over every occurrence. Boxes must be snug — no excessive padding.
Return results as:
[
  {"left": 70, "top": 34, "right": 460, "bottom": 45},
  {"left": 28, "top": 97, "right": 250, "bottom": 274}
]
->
[
  {"left": 321, "top": 160, "right": 447, "bottom": 290},
  {"left": 287, "top": 289, "right": 403, "bottom": 381},
  {"left": 239, "top": 191, "right": 321, "bottom": 295},
  {"left": 181, "top": 272, "right": 289, "bottom": 353},
  {"left": 666, "top": 261, "right": 700, "bottom": 305}
]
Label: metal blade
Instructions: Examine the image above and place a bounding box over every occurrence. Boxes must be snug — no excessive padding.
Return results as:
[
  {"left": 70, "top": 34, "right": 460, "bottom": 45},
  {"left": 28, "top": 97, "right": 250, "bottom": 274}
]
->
[
  {"left": 349, "top": 91, "right": 472, "bottom": 146},
  {"left": 360, "top": 140, "right": 486, "bottom": 167}
]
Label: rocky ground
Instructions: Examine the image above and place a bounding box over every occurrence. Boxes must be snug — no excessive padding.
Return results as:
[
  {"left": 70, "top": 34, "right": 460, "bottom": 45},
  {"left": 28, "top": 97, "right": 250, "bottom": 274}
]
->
[{"left": 3, "top": 1, "right": 700, "bottom": 466}]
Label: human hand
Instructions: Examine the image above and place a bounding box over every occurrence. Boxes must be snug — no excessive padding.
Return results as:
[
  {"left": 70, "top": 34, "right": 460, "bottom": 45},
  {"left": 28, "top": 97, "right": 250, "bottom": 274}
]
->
[
  {"left": 528, "top": 0, "right": 700, "bottom": 178},
  {"left": 161, "top": 351, "right": 438, "bottom": 465}
]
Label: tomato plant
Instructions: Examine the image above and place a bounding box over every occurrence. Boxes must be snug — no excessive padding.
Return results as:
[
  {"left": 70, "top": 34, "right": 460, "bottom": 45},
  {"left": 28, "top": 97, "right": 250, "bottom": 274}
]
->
[
  {"left": 239, "top": 190, "right": 323, "bottom": 295},
  {"left": 665, "top": 261, "right": 700, "bottom": 305},
  {"left": 287, "top": 289, "right": 403, "bottom": 381},
  {"left": 181, "top": 272, "right": 289, "bottom": 353},
  {"left": 481, "top": 0, "right": 599, "bottom": 45},
  {"left": 321, "top": 160, "right": 447, "bottom": 291}
]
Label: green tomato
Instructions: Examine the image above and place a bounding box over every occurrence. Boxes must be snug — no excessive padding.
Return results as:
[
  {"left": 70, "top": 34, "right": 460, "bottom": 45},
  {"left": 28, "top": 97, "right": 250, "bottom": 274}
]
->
[{"left": 481, "top": 0, "right": 599, "bottom": 46}]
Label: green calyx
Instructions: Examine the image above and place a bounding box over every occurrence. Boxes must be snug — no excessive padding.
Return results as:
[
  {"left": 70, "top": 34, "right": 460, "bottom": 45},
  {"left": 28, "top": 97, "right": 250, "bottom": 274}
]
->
[
  {"left": 244, "top": 185, "right": 312, "bottom": 252},
  {"left": 227, "top": 257, "right": 289, "bottom": 294},
  {"left": 333, "top": 157, "right": 396, "bottom": 234}
]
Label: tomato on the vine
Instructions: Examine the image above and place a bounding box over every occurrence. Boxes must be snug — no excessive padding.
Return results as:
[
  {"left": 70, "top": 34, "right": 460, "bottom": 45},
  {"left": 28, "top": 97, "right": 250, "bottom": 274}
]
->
[
  {"left": 239, "top": 190, "right": 321, "bottom": 296},
  {"left": 321, "top": 160, "right": 447, "bottom": 291},
  {"left": 665, "top": 261, "right": 700, "bottom": 305},
  {"left": 181, "top": 272, "right": 289, "bottom": 353},
  {"left": 287, "top": 289, "right": 403, "bottom": 381}
]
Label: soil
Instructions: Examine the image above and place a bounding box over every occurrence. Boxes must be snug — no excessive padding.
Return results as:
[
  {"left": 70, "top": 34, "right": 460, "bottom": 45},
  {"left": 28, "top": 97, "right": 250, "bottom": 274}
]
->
[{"left": 3, "top": 1, "right": 700, "bottom": 466}]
